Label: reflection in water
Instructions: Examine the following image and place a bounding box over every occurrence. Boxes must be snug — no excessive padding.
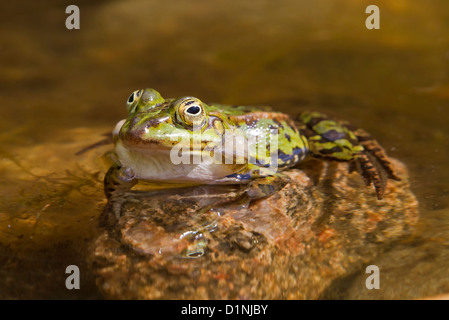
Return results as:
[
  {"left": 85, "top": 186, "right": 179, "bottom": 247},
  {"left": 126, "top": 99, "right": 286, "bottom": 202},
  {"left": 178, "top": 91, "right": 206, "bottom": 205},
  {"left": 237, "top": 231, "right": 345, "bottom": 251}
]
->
[{"left": 102, "top": 183, "right": 250, "bottom": 259}]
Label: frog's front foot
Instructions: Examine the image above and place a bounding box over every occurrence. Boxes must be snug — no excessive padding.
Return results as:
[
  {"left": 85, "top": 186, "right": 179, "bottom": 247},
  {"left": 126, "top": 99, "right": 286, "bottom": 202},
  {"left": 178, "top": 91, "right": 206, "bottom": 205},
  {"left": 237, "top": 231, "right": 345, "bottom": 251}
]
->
[
  {"left": 104, "top": 164, "right": 138, "bottom": 219},
  {"left": 298, "top": 111, "right": 401, "bottom": 200}
]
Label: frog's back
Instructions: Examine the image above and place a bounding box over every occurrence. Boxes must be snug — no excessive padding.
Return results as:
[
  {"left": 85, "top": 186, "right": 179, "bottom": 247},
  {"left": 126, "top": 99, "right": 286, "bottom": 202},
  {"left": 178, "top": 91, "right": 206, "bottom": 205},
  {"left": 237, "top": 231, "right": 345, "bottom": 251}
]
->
[
  {"left": 206, "top": 103, "right": 273, "bottom": 116},
  {"left": 207, "top": 103, "right": 309, "bottom": 170}
]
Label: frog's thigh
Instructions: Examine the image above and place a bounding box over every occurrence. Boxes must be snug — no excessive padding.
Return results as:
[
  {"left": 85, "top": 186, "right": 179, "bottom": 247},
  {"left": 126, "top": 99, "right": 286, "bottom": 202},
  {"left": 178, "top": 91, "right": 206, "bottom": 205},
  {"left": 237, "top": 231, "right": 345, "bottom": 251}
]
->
[{"left": 299, "top": 111, "right": 362, "bottom": 161}]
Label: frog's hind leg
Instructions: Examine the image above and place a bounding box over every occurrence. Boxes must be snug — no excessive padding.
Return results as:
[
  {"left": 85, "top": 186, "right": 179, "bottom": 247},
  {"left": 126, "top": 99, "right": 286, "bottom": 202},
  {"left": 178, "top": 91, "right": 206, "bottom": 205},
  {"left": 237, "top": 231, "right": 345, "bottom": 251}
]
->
[
  {"left": 298, "top": 111, "right": 400, "bottom": 200},
  {"left": 246, "top": 172, "right": 291, "bottom": 200},
  {"left": 218, "top": 165, "right": 291, "bottom": 200}
]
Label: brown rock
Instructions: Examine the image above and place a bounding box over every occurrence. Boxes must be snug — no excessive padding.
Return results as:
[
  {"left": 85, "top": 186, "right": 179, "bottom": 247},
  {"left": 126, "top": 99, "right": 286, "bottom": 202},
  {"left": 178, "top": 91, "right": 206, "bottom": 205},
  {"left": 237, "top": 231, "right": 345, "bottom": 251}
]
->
[{"left": 89, "top": 158, "right": 418, "bottom": 299}]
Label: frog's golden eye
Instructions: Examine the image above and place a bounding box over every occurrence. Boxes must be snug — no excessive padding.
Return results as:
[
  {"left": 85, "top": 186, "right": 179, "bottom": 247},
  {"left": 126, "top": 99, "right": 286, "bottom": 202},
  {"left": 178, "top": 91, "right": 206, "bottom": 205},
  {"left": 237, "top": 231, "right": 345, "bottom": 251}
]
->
[
  {"left": 126, "top": 89, "right": 142, "bottom": 114},
  {"left": 176, "top": 98, "right": 207, "bottom": 128}
]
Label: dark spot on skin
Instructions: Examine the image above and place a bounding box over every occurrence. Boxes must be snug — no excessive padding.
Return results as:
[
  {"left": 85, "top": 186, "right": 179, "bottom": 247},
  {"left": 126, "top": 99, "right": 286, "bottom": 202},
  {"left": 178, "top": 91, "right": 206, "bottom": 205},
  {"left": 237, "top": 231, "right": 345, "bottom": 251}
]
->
[
  {"left": 306, "top": 116, "right": 327, "bottom": 128},
  {"left": 285, "top": 133, "right": 291, "bottom": 142},
  {"left": 315, "top": 134, "right": 356, "bottom": 146},
  {"left": 322, "top": 130, "right": 347, "bottom": 142},
  {"left": 319, "top": 146, "right": 343, "bottom": 155},
  {"left": 273, "top": 119, "right": 284, "bottom": 130},
  {"left": 185, "top": 100, "right": 196, "bottom": 106},
  {"left": 278, "top": 147, "right": 306, "bottom": 164},
  {"left": 300, "top": 128, "right": 315, "bottom": 138}
]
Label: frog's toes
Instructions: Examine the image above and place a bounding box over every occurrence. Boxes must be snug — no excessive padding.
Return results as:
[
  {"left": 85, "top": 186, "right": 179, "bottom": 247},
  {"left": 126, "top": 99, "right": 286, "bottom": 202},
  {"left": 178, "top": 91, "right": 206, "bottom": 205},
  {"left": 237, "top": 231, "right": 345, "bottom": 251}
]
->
[
  {"left": 350, "top": 129, "right": 403, "bottom": 200},
  {"left": 353, "top": 128, "right": 402, "bottom": 181},
  {"left": 354, "top": 153, "right": 387, "bottom": 200}
]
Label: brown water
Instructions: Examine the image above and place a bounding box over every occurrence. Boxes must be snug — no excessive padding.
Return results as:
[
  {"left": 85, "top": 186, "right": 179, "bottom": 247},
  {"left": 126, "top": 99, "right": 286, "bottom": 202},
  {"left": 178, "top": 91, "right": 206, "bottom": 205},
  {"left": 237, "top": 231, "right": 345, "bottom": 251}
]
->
[{"left": 0, "top": 0, "right": 448, "bottom": 299}]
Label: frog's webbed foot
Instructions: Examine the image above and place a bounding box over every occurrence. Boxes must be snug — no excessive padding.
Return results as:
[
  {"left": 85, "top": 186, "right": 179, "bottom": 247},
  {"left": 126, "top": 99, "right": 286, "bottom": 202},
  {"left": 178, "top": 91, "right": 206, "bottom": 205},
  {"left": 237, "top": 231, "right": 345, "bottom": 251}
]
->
[{"left": 298, "top": 111, "right": 400, "bottom": 200}]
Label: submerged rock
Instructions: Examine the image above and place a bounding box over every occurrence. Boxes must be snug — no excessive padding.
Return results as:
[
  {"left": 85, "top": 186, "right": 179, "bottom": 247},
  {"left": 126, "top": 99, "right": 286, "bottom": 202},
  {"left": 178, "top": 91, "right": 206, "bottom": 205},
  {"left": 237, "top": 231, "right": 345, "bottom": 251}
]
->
[{"left": 89, "top": 158, "right": 418, "bottom": 299}]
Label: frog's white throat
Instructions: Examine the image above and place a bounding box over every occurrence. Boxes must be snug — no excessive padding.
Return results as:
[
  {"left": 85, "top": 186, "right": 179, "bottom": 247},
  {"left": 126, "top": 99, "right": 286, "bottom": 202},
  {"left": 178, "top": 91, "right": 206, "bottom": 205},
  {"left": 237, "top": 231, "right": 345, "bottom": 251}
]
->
[{"left": 114, "top": 141, "right": 245, "bottom": 183}]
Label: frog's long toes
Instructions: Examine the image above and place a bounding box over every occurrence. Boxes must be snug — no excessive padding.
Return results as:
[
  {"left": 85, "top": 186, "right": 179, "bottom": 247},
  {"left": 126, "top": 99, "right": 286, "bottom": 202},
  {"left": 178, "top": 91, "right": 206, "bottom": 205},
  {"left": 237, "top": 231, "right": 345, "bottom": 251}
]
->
[
  {"left": 371, "top": 168, "right": 386, "bottom": 200},
  {"left": 356, "top": 157, "right": 372, "bottom": 186},
  {"left": 389, "top": 171, "right": 402, "bottom": 181},
  {"left": 376, "top": 156, "right": 401, "bottom": 181},
  {"left": 371, "top": 176, "right": 385, "bottom": 200},
  {"left": 356, "top": 131, "right": 402, "bottom": 182},
  {"left": 357, "top": 153, "right": 387, "bottom": 199},
  {"left": 375, "top": 188, "right": 384, "bottom": 200}
]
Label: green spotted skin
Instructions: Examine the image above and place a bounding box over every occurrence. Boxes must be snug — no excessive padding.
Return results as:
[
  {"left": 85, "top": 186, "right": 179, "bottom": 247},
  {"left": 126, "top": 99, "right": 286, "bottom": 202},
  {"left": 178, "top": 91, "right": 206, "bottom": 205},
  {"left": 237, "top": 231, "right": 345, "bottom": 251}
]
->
[
  {"left": 106, "top": 88, "right": 400, "bottom": 201},
  {"left": 299, "top": 111, "right": 363, "bottom": 161}
]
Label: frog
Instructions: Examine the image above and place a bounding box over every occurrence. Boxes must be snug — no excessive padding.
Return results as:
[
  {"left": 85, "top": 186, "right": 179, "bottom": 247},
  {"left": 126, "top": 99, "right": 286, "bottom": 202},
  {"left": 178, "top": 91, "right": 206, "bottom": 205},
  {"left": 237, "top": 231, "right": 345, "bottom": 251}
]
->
[{"left": 104, "top": 88, "right": 401, "bottom": 214}]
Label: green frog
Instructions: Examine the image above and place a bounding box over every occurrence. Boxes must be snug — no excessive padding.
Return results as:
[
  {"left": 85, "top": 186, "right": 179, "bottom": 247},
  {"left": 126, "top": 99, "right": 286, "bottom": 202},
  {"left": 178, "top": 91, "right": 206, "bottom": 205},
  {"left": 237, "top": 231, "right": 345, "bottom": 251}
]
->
[{"left": 105, "top": 88, "right": 400, "bottom": 209}]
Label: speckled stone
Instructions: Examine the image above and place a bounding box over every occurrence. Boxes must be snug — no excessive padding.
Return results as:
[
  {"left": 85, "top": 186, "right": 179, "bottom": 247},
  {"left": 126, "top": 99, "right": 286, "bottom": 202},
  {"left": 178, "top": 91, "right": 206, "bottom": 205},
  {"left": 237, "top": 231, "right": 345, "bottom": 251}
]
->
[{"left": 89, "top": 158, "right": 418, "bottom": 299}]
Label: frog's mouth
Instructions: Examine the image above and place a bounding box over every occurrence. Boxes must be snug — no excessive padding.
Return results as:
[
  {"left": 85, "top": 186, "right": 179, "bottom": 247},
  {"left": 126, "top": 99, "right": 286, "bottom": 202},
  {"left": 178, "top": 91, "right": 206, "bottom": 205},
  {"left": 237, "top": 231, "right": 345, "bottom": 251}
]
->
[{"left": 114, "top": 140, "right": 247, "bottom": 183}]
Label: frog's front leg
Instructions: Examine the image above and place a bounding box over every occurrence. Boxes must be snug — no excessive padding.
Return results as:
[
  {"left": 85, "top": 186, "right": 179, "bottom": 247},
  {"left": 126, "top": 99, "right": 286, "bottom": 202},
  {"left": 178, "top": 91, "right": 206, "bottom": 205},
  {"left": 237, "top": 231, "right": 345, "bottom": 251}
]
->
[
  {"left": 298, "top": 111, "right": 401, "bottom": 200},
  {"left": 104, "top": 164, "right": 138, "bottom": 219}
]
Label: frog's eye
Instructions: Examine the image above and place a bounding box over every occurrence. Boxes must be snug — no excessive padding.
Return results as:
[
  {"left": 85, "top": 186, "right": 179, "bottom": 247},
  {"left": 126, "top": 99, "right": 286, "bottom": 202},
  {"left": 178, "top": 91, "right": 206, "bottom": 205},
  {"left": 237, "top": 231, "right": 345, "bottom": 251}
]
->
[
  {"left": 176, "top": 98, "right": 207, "bottom": 128},
  {"left": 128, "top": 92, "right": 135, "bottom": 103},
  {"left": 126, "top": 89, "right": 142, "bottom": 114}
]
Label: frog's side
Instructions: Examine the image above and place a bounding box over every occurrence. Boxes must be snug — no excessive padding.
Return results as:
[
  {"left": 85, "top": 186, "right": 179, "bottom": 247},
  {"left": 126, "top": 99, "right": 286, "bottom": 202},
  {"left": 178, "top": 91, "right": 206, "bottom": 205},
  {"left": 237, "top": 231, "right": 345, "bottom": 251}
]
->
[{"left": 105, "top": 88, "right": 400, "bottom": 209}]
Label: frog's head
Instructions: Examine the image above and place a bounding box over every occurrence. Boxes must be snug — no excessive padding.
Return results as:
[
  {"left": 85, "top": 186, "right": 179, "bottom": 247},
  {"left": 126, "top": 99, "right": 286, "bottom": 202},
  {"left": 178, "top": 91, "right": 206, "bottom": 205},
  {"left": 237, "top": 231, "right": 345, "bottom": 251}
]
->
[
  {"left": 114, "top": 88, "right": 214, "bottom": 148},
  {"left": 112, "top": 89, "right": 246, "bottom": 182}
]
